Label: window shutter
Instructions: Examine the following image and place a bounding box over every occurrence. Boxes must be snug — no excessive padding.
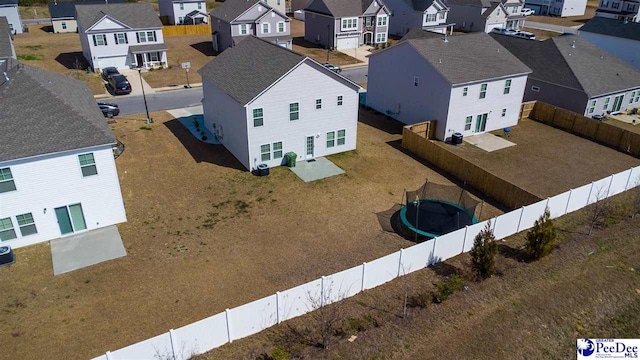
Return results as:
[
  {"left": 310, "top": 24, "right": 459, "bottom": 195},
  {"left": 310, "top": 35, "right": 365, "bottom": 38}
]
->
[
  {"left": 114, "top": 34, "right": 118, "bottom": 43},
  {"left": 93, "top": 35, "right": 97, "bottom": 46},
  {"left": 153, "top": 31, "right": 157, "bottom": 41},
  {"left": 136, "top": 32, "right": 140, "bottom": 42},
  {"left": 104, "top": 35, "right": 108, "bottom": 45},
  {"left": 125, "top": 33, "right": 128, "bottom": 44}
]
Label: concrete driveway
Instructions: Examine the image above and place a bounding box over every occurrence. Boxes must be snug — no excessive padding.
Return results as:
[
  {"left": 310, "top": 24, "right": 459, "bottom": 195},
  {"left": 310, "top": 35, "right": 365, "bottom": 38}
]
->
[
  {"left": 118, "top": 69, "right": 156, "bottom": 96},
  {"left": 339, "top": 45, "right": 373, "bottom": 64}
]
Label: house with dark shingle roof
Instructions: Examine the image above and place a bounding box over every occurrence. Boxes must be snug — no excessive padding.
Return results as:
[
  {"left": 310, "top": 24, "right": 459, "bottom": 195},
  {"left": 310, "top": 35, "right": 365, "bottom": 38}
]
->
[
  {"left": 48, "top": 0, "right": 126, "bottom": 34},
  {"left": 384, "top": 0, "right": 453, "bottom": 36},
  {"left": 594, "top": 0, "right": 638, "bottom": 22},
  {"left": 158, "top": 0, "right": 208, "bottom": 25},
  {"left": 367, "top": 32, "right": 531, "bottom": 141},
  {"left": 0, "top": 16, "right": 16, "bottom": 71},
  {"left": 445, "top": 0, "right": 512, "bottom": 33},
  {"left": 492, "top": 33, "right": 640, "bottom": 117},
  {"left": 579, "top": 17, "right": 640, "bottom": 70},
  {"left": 0, "top": 0, "right": 22, "bottom": 34},
  {"left": 76, "top": 3, "right": 167, "bottom": 71},
  {"left": 198, "top": 36, "right": 361, "bottom": 171},
  {"left": 304, "top": 0, "right": 391, "bottom": 50},
  {"left": 210, "top": 0, "right": 291, "bottom": 52},
  {"left": 0, "top": 63, "right": 127, "bottom": 248}
]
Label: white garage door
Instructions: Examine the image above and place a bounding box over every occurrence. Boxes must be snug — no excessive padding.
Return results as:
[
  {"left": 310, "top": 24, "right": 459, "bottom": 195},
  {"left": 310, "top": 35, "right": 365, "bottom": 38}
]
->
[
  {"left": 336, "top": 37, "right": 359, "bottom": 50},
  {"left": 96, "top": 56, "right": 128, "bottom": 70},
  {"left": 486, "top": 23, "right": 504, "bottom": 32}
]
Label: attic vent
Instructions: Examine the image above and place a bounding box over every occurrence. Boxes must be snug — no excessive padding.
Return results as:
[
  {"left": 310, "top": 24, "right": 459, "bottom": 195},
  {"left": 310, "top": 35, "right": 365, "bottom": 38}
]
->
[
  {"left": 571, "top": 40, "right": 575, "bottom": 48},
  {"left": 48, "top": 80, "right": 53, "bottom": 85}
]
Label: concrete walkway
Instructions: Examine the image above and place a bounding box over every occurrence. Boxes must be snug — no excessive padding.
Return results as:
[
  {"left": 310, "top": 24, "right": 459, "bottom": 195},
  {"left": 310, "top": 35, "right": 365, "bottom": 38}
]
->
[
  {"left": 50, "top": 226, "right": 126, "bottom": 275},
  {"left": 290, "top": 157, "right": 345, "bottom": 182},
  {"left": 464, "top": 133, "right": 516, "bottom": 152}
]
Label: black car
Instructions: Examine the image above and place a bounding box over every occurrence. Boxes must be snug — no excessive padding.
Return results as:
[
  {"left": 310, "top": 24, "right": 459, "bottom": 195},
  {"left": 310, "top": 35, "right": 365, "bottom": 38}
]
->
[
  {"left": 101, "top": 67, "right": 120, "bottom": 81},
  {"left": 108, "top": 74, "right": 132, "bottom": 95},
  {"left": 98, "top": 102, "right": 120, "bottom": 117}
]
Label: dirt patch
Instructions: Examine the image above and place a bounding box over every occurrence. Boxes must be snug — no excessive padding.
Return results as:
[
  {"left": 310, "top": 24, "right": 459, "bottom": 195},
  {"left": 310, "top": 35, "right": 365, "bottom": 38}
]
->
[
  {"left": 0, "top": 109, "right": 500, "bottom": 360},
  {"left": 435, "top": 119, "right": 640, "bottom": 198}
]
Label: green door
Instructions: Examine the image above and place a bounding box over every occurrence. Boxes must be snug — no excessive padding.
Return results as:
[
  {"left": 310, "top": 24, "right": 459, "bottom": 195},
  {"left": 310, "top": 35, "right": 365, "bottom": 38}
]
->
[{"left": 55, "top": 207, "right": 74, "bottom": 235}]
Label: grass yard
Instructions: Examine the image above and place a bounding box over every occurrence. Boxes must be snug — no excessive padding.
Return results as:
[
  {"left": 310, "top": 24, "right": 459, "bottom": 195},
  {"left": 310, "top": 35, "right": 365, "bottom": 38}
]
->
[
  {"left": 12, "top": 24, "right": 107, "bottom": 95},
  {"left": 0, "top": 109, "right": 500, "bottom": 360},
  {"left": 19, "top": 5, "right": 49, "bottom": 20},
  {"left": 198, "top": 190, "right": 640, "bottom": 359},
  {"left": 290, "top": 19, "right": 362, "bottom": 67},
  {"left": 522, "top": 27, "right": 560, "bottom": 40},
  {"left": 437, "top": 118, "right": 640, "bottom": 198},
  {"left": 141, "top": 33, "right": 215, "bottom": 88}
]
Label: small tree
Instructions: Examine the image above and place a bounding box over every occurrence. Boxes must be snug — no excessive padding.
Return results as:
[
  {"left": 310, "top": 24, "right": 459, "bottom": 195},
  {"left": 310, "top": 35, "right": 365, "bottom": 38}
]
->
[
  {"left": 525, "top": 208, "right": 557, "bottom": 260},
  {"left": 588, "top": 186, "right": 611, "bottom": 236},
  {"left": 470, "top": 221, "right": 498, "bottom": 280}
]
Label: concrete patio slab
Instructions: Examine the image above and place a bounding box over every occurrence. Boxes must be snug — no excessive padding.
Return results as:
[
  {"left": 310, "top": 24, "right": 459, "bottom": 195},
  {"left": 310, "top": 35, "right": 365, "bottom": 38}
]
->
[
  {"left": 168, "top": 106, "right": 220, "bottom": 144},
  {"left": 464, "top": 133, "right": 516, "bottom": 152},
  {"left": 50, "top": 226, "right": 126, "bottom": 275},
  {"left": 290, "top": 157, "right": 345, "bottom": 182}
]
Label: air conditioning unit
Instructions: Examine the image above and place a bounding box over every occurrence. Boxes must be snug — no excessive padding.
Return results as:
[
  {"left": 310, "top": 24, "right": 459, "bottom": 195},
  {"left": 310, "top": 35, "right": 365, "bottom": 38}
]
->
[{"left": 0, "top": 245, "right": 15, "bottom": 266}]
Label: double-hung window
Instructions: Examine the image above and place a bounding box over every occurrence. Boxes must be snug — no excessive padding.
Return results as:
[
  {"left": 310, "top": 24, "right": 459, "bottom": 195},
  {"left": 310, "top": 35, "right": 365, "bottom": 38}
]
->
[
  {"left": 479, "top": 83, "right": 487, "bottom": 99},
  {"left": 137, "top": 31, "right": 156, "bottom": 43},
  {"left": 0, "top": 217, "right": 16, "bottom": 241},
  {"left": 253, "top": 108, "right": 264, "bottom": 127},
  {"left": 501, "top": 108, "right": 507, "bottom": 117},
  {"left": 465, "top": 116, "right": 472, "bottom": 131},
  {"left": 114, "top": 33, "right": 128, "bottom": 45},
  {"left": 262, "top": 23, "right": 270, "bottom": 34},
  {"left": 463, "top": 87, "right": 468, "bottom": 96},
  {"left": 341, "top": 17, "right": 358, "bottom": 31},
  {"left": 16, "top": 213, "right": 37, "bottom": 237},
  {"left": 198, "top": 2, "right": 202, "bottom": 9},
  {"left": 504, "top": 79, "right": 511, "bottom": 94},
  {"left": 273, "top": 142, "right": 283, "bottom": 159},
  {"left": 376, "top": 33, "right": 387, "bottom": 43},
  {"left": 326, "top": 131, "right": 335, "bottom": 148},
  {"left": 337, "top": 96, "right": 343, "bottom": 106},
  {"left": 337, "top": 129, "right": 346, "bottom": 145},
  {"left": 636, "top": 92, "right": 640, "bottom": 103},
  {"left": 377, "top": 15, "right": 387, "bottom": 26},
  {"left": 316, "top": 99, "right": 322, "bottom": 110},
  {"left": 93, "top": 34, "right": 107, "bottom": 46},
  {"left": 630, "top": 91, "right": 636, "bottom": 104},
  {"left": 78, "top": 153, "right": 97, "bottom": 177},
  {"left": 240, "top": 24, "right": 248, "bottom": 35},
  {"left": 604, "top": 97, "right": 610, "bottom": 110},
  {"left": 289, "top": 102, "right": 299, "bottom": 120},
  {"left": 0, "top": 168, "right": 16, "bottom": 193},
  {"left": 426, "top": 13, "right": 436, "bottom": 22},
  {"left": 414, "top": 77, "right": 419, "bottom": 86},
  {"left": 588, "top": 100, "right": 596, "bottom": 114},
  {"left": 180, "top": 3, "right": 184, "bottom": 10},
  {"left": 260, "top": 144, "right": 271, "bottom": 161},
  {"left": 277, "top": 22, "right": 285, "bottom": 33},
  {"left": 61, "top": 21, "right": 67, "bottom": 30}
]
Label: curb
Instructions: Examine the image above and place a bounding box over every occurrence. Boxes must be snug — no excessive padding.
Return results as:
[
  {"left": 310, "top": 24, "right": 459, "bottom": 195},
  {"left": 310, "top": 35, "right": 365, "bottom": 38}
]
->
[
  {"left": 93, "top": 83, "right": 203, "bottom": 99},
  {"left": 341, "top": 63, "right": 368, "bottom": 70}
]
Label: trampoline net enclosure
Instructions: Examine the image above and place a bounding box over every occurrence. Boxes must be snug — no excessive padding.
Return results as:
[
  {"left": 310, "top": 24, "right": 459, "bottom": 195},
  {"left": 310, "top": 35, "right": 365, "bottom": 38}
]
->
[{"left": 401, "top": 181, "right": 481, "bottom": 239}]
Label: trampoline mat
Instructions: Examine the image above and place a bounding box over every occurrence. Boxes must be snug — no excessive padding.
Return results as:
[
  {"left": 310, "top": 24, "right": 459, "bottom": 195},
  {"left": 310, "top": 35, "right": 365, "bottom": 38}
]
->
[{"left": 404, "top": 200, "right": 474, "bottom": 236}]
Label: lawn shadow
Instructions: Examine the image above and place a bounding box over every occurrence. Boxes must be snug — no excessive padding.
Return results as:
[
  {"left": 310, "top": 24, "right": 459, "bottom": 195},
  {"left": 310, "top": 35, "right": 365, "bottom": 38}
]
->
[
  {"left": 163, "top": 119, "right": 245, "bottom": 170},
  {"left": 358, "top": 107, "right": 403, "bottom": 135},
  {"left": 292, "top": 36, "right": 323, "bottom": 49},
  {"left": 498, "top": 243, "right": 529, "bottom": 262},
  {"left": 190, "top": 41, "right": 218, "bottom": 57},
  {"left": 39, "top": 25, "right": 53, "bottom": 33},
  {"left": 55, "top": 52, "right": 91, "bottom": 70},
  {"left": 428, "top": 261, "right": 461, "bottom": 277}
]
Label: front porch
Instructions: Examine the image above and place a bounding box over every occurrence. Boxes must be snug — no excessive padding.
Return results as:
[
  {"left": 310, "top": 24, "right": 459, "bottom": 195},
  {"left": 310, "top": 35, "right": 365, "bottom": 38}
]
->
[
  {"left": 129, "top": 43, "right": 168, "bottom": 70},
  {"left": 507, "top": 15, "right": 526, "bottom": 29}
]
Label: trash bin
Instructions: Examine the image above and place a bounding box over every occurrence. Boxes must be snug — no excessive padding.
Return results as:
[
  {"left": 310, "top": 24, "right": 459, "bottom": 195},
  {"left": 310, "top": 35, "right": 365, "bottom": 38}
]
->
[
  {"left": 0, "top": 245, "right": 15, "bottom": 267},
  {"left": 452, "top": 132, "right": 463, "bottom": 145},
  {"left": 257, "top": 163, "right": 269, "bottom": 176},
  {"left": 285, "top": 152, "right": 297, "bottom": 167}
]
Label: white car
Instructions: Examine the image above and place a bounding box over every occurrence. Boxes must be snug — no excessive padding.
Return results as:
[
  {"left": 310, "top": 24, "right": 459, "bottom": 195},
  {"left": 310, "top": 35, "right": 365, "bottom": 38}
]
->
[
  {"left": 521, "top": 8, "right": 535, "bottom": 16},
  {"left": 491, "top": 28, "right": 518, "bottom": 36}
]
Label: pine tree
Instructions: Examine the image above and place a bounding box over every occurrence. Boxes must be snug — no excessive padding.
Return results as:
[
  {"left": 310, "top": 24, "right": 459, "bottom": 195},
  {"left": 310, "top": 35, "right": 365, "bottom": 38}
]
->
[
  {"left": 470, "top": 221, "right": 498, "bottom": 280},
  {"left": 525, "top": 208, "right": 557, "bottom": 260}
]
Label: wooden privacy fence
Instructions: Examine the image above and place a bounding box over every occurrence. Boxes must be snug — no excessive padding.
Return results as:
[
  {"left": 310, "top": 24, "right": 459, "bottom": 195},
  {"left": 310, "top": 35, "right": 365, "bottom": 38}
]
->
[
  {"left": 162, "top": 24, "right": 211, "bottom": 36},
  {"left": 402, "top": 124, "right": 542, "bottom": 209},
  {"left": 530, "top": 102, "right": 640, "bottom": 158}
]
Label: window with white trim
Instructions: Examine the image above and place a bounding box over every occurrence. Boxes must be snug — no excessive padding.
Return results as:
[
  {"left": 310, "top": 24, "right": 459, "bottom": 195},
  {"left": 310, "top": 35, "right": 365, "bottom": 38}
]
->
[
  {"left": 426, "top": 13, "right": 436, "bottom": 22},
  {"left": 114, "top": 33, "right": 128, "bottom": 44},
  {"left": 78, "top": 153, "right": 97, "bottom": 177},
  {"left": 16, "top": 213, "right": 37, "bottom": 237},
  {"left": 502, "top": 108, "right": 507, "bottom": 117},
  {"left": 93, "top": 34, "right": 107, "bottom": 46},
  {"left": 0, "top": 168, "right": 16, "bottom": 193},
  {"left": 253, "top": 108, "right": 264, "bottom": 127},
  {"left": 465, "top": 116, "right": 472, "bottom": 131},
  {"left": 260, "top": 144, "right": 271, "bottom": 161},
  {"left": 180, "top": 3, "right": 184, "bottom": 10},
  {"left": 463, "top": 87, "right": 468, "bottom": 96},
  {"left": 326, "top": 131, "right": 335, "bottom": 148},
  {"left": 504, "top": 79, "right": 511, "bottom": 94},
  {"left": 273, "top": 142, "right": 283, "bottom": 159},
  {"left": 290, "top": 102, "right": 299, "bottom": 120},
  {"left": 439, "top": 11, "right": 445, "bottom": 19},
  {"left": 604, "top": 97, "right": 610, "bottom": 110},
  {"left": 479, "top": 83, "right": 487, "bottom": 99},
  {"left": 337, "top": 96, "right": 343, "bottom": 106},
  {"left": 198, "top": 2, "right": 202, "bottom": 9},
  {"left": 149, "top": 52, "right": 160, "bottom": 62},
  {"left": 137, "top": 31, "right": 156, "bottom": 43},
  {"left": 0, "top": 217, "right": 16, "bottom": 241},
  {"left": 376, "top": 33, "right": 387, "bottom": 42},
  {"left": 588, "top": 100, "right": 596, "bottom": 114},
  {"left": 262, "top": 23, "right": 270, "bottom": 34},
  {"left": 316, "top": 99, "right": 322, "bottom": 110},
  {"left": 278, "top": 22, "right": 285, "bottom": 33},
  {"left": 631, "top": 91, "right": 636, "bottom": 104},
  {"left": 636, "top": 92, "right": 639, "bottom": 102},
  {"left": 337, "top": 129, "right": 346, "bottom": 145},
  {"left": 61, "top": 21, "right": 67, "bottom": 30},
  {"left": 377, "top": 15, "right": 387, "bottom": 26},
  {"left": 341, "top": 17, "right": 358, "bottom": 31},
  {"left": 240, "top": 24, "right": 248, "bottom": 35}
]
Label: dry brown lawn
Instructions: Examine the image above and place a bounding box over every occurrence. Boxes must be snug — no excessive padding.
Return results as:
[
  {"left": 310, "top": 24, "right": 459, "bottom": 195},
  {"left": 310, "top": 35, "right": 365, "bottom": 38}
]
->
[
  {"left": 527, "top": 0, "right": 598, "bottom": 27},
  {"left": 290, "top": 19, "right": 362, "bottom": 67},
  {"left": 605, "top": 118, "right": 640, "bottom": 135},
  {"left": 199, "top": 191, "right": 640, "bottom": 360},
  {"left": 0, "top": 109, "right": 500, "bottom": 360},
  {"left": 19, "top": 5, "right": 49, "bottom": 20},
  {"left": 522, "top": 27, "right": 560, "bottom": 40},
  {"left": 12, "top": 24, "right": 107, "bottom": 95},
  {"left": 437, "top": 118, "right": 640, "bottom": 198}
]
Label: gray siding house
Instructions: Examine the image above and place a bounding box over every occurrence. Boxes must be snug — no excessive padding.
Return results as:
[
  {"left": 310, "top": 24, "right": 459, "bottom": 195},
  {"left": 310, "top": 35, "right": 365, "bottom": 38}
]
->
[
  {"left": 446, "top": 0, "right": 508, "bottom": 32},
  {"left": 385, "top": 0, "right": 454, "bottom": 36},
  {"left": 579, "top": 17, "right": 640, "bottom": 70},
  {"left": 158, "top": 0, "right": 208, "bottom": 25},
  {"left": 0, "top": 0, "right": 22, "bottom": 34},
  {"left": 304, "top": 0, "right": 391, "bottom": 50},
  {"left": 492, "top": 34, "right": 640, "bottom": 117},
  {"left": 210, "top": 0, "right": 291, "bottom": 52},
  {"left": 595, "top": 0, "right": 638, "bottom": 22},
  {"left": 48, "top": 0, "right": 126, "bottom": 33}
]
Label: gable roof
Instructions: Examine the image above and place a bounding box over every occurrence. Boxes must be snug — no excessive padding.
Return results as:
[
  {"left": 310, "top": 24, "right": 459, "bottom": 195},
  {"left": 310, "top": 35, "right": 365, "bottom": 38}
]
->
[
  {"left": 305, "top": 0, "right": 377, "bottom": 17},
  {"left": 492, "top": 34, "right": 640, "bottom": 97},
  {"left": 0, "top": 16, "right": 13, "bottom": 60},
  {"left": 402, "top": 0, "right": 437, "bottom": 11},
  {"left": 210, "top": 0, "right": 261, "bottom": 22},
  {"left": 199, "top": 36, "right": 305, "bottom": 104},
  {"left": 400, "top": 27, "right": 448, "bottom": 41},
  {"left": 385, "top": 32, "right": 531, "bottom": 85},
  {"left": 48, "top": 0, "right": 126, "bottom": 20},
  {"left": 579, "top": 17, "right": 640, "bottom": 42},
  {"left": 75, "top": 3, "right": 162, "bottom": 30},
  {"left": 0, "top": 63, "right": 116, "bottom": 162},
  {"left": 0, "top": 0, "right": 18, "bottom": 6}
]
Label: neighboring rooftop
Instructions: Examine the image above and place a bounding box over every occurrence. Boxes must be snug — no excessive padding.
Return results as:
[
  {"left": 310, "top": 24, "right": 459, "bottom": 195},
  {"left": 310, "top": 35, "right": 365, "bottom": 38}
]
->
[
  {"left": 304, "top": 0, "right": 375, "bottom": 17},
  {"left": 75, "top": 3, "right": 163, "bottom": 30},
  {"left": 0, "top": 16, "right": 13, "bottom": 60},
  {"left": 446, "top": 0, "right": 493, "bottom": 7},
  {"left": 400, "top": 27, "right": 449, "bottom": 41},
  {"left": 0, "top": 63, "right": 115, "bottom": 162},
  {"left": 210, "top": 0, "right": 260, "bottom": 22},
  {"left": 389, "top": 32, "right": 531, "bottom": 85},
  {"left": 579, "top": 17, "right": 640, "bottom": 42},
  {"left": 0, "top": 0, "right": 18, "bottom": 6},
  {"left": 492, "top": 33, "right": 640, "bottom": 97},
  {"left": 198, "top": 36, "right": 305, "bottom": 104},
  {"left": 402, "top": 0, "right": 437, "bottom": 11},
  {"left": 48, "top": 0, "right": 126, "bottom": 20}
]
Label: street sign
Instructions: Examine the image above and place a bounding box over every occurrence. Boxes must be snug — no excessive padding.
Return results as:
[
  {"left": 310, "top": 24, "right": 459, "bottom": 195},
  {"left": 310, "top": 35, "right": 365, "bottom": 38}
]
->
[{"left": 181, "top": 62, "right": 191, "bottom": 70}]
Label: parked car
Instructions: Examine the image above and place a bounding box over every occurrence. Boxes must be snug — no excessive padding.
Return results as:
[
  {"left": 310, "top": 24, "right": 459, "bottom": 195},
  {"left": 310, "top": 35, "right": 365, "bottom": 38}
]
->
[
  {"left": 491, "top": 28, "right": 518, "bottom": 36},
  {"left": 101, "top": 67, "right": 120, "bottom": 81},
  {"left": 521, "top": 8, "right": 535, "bottom": 16},
  {"left": 98, "top": 102, "right": 120, "bottom": 118},
  {"left": 322, "top": 63, "right": 342, "bottom": 73},
  {"left": 108, "top": 74, "right": 132, "bottom": 95},
  {"left": 512, "top": 30, "right": 536, "bottom": 40}
]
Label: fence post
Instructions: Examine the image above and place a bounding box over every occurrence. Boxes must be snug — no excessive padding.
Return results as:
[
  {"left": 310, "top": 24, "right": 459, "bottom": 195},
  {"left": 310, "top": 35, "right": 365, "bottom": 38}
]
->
[
  {"left": 564, "top": 189, "right": 573, "bottom": 215},
  {"left": 276, "top": 291, "right": 281, "bottom": 324},
  {"left": 225, "top": 308, "right": 232, "bottom": 343},
  {"left": 397, "top": 248, "right": 404, "bottom": 277},
  {"left": 320, "top": 276, "right": 326, "bottom": 307},
  {"left": 361, "top": 262, "right": 367, "bottom": 291},
  {"left": 625, "top": 167, "right": 634, "bottom": 190},
  {"left": 105, "top": 351, "right": 111, "bottom": 360},
  {"left": 606, "top": 174, "right": 614, "bottom": 198},
  {"left": 516, "top": 206, "right": 525, "bottom": 233},
  {"left": 492, "top": 216, "right": 498, "bottom": 237},
  {"left": 461, "top": 225, "right": 468, "bottom": 254},
  {"left": 431, "top": 237, "right": 438, "bottom": 263},
  {"left": 169, "top": 329, "right": 178, "bottom": 360},
  {"left": 586, "top": 181, "right": 595, "bottom": 205}
]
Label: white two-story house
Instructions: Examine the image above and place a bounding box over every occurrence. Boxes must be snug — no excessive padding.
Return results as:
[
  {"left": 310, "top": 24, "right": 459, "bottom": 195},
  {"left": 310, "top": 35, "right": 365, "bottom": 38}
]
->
[
  {"left": 385, "top": 0, "right": 454, "bottom": 36},
  {"left": 210, "top": 0, "right": 291, "bottom": 52},
  {"left": 198, "top": 36, "right": 361, "bottom": 171},
  {"left": 367, "top": 32, "right": 531, "bottom": 141},
  {"left": 158, "top": 0, "right": 208, "bottom": 25},
  {"left": 524, "top": 0, "right": 588, "bottom": 16},
  {"left": 304, "top": 0, "right": 391, "bottom": 50},
  {"left": 76, "top": 3, "right": 167, "bottom": 71},
  {"left": 0, "top": 0, "right": 22, "bottom": 34},
  {"left": 595, "top": 0, "right": 639, "bottom": 21},
  {"left": 0, "top": 63, "right": 127, "bottom": 249}
]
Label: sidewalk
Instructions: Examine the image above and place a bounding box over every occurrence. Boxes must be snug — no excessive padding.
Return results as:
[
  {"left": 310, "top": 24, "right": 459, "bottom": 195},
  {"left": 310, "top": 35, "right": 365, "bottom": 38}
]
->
[{"left": 94, "top": 79, "right": 203, "bottom": 100}]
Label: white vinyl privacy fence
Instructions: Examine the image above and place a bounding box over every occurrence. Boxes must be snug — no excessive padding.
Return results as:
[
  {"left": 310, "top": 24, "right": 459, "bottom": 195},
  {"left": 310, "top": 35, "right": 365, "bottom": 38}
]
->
[{"left": 93, "top": 166, "right": 640, "bottom": 360}]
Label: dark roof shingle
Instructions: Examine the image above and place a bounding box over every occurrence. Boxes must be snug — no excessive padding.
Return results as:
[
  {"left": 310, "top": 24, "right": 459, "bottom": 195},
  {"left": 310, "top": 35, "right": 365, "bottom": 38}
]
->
[
  {"left": 0, "top": 64, "right": 116, "bottom": 162},
  {"left": 210, "top": 0, "right": 261, "bottom": 22},
  {"left": 579, "top": 17, "right": 640, "bottom": 42},
  {"left": 0, "top": 0, "right": 18, "bottom": 6},
  {"left": 305, "top": 0, "right": 375, "bottom": 17},
  {"left": 48, "top": 0, "right": 126, "bottom": 20},
  {"left": 0, "top": 16, "right": 14, "bottom": 60},
  {"left": 198, "top": 36, "right": 305, "bottom": 104},
  {"left": 75, "top": 3, "right": 162, "bottom": 30}
]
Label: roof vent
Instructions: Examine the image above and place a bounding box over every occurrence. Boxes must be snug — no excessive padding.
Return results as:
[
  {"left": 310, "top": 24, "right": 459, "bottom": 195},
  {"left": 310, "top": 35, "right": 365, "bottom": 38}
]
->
[
  {"left": 571, "top": 40, "right": 575, "bottom": 48},
  {"left": 2, "top": 72, "right": 8, "bottom": 83},
  {"left": 442, "top": 34, "right": 448, "bottom": 43},
  {"left": 48, "top": 80, "right": 53, "bottom": 85},
  {"left": 438, "top": 58, "right": 442, "bottom": 63}
]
